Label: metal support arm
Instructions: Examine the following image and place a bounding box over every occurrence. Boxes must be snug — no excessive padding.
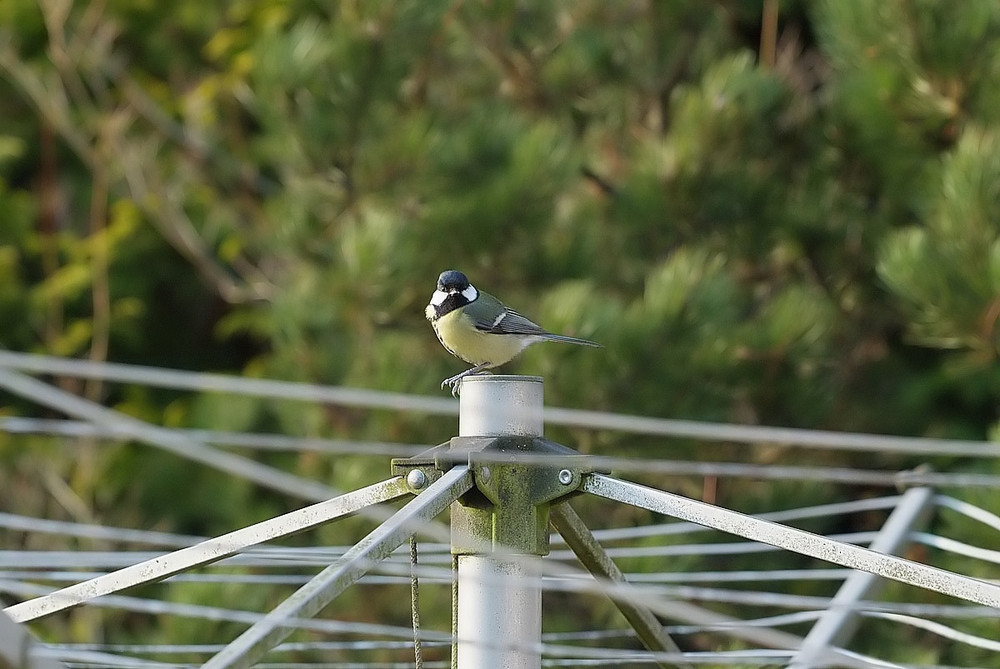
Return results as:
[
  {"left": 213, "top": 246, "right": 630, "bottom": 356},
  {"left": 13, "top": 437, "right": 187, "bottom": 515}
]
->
[
  {"left": 788, "top": 484, "right": 936, "bottom": 668},
  {"left": 550, "top": 502, "right": 694, "bottom": 669},
  {"left": 5, "top": 476, "right": 413, "bottom": 623},
  {"left": 202, "top": 466, "right": 474, "bottom": 669},
  {"left": 583, "top": 473, "right": 1000, "bottom": 608}
]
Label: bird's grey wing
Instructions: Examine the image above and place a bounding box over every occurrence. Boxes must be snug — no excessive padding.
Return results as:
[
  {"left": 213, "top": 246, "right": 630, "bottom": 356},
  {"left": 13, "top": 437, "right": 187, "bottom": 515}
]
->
[
  {"left": 475, "top": 309, "right": 549, "bottom": 336},
  {"left": 474, "top": 306, "right": 601, "bottom": 346}
]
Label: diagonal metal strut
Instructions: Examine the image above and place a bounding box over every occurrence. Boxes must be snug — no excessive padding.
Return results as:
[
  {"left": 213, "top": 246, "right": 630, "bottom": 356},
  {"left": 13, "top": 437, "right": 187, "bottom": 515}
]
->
[
  {"left": 787, "top": 484, "right": 935, "bottom": 668},
  {"left": 202, "top": 465, "right": 474, "bottom": 669},
  {"left": 5, "top": 476, "right": 413, "bottom": 623},
  {"left": 550, "top": 502, "right": 694, "bottom": 669},
  {"left": 584, "top": 474, "right": 1000, "bottom": 608}
]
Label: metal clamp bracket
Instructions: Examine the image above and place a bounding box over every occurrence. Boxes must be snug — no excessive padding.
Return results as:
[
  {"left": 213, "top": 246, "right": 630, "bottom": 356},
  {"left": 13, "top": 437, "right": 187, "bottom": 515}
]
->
[
  {"left": 390, "top": 442, "right": 451, "bottom": 493},
  {"left": 442, "top": 435, "right": 595, "bottom": 556}
]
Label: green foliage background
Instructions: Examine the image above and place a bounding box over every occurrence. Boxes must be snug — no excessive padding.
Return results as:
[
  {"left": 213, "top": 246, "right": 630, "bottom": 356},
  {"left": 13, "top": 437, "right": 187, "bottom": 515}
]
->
[{"left": 2, "top": 0, "right": 1000, "bottom": 664}]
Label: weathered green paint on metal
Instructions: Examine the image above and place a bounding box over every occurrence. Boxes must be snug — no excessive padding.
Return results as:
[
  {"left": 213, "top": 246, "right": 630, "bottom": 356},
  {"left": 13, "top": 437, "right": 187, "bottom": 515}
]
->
[{"left": 437, "top": 436, "right": 595, "bottom": 555}]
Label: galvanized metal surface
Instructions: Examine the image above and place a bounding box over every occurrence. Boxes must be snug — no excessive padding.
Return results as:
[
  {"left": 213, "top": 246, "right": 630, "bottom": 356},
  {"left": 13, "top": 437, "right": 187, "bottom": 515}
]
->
[
  {"left": 202, "top": 466, "right": 474, "bottom": 669},
  {"left": 457, "top": 555, "right": 542, "bottom": 669},
  {"left": 787, "top": 485, "right": 936, "bottom": 668},
  {"left": 458, "top": 438, "right": 587, "bottom": 556},
  {"left": 4, "top": 477, "right": 412, "bottom": 623},
  {"left": 458, "top": 375, "right": 543, "bottom": 437},
  {"left": 549, "top": 502, "right": 693, "bottom": 669},
  {"left": 584, "top": 474, "right": 1000, "bottom": 608},
  {"left": 450, "top": 377, "right": 554, "bottom": 556},
  {"left": 4, "top": 356, "right": 997, "bottom": 667},
  {"left": 455, "top": 375, "right": 544, "bottom": 669},
  {"left": 0, "top": 610, "right": 69, "bottom": 669}
]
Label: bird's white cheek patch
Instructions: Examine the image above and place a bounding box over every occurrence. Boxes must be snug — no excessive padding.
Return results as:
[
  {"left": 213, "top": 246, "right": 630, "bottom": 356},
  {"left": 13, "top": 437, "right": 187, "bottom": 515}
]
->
[
  {"left": 429, "top": 290, "right": 449, "bottom": 307},
  {"left": 461, "top": 285, "right": 478, "bottom": 302}
]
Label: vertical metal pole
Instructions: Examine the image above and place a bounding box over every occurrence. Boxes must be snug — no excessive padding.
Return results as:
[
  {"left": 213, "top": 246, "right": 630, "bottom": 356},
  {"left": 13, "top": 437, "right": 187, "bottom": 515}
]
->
[
  {"left": 457, "top": 556, "right": 541, "bottom": 668},
  {"left": 458, "top": 374, "right": 543, "bottom": 438},
  {"left": 456, "top": 375, "right": 543, "bottom": 669}
]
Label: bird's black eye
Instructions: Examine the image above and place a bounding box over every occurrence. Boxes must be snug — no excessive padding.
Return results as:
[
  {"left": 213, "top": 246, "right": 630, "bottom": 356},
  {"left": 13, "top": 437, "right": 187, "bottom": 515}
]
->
[{"left": 437, "top": 269, "right": 469, "bottom": 291}]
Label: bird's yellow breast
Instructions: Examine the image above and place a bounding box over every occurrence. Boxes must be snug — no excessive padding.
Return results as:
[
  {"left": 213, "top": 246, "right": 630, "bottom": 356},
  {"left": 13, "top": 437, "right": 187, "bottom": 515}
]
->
[{"left": 433, "top": 309, "right": 528, "bottom": 367}]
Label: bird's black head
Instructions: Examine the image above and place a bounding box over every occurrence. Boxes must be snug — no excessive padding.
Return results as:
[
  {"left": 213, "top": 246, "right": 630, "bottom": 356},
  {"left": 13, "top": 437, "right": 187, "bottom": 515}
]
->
[
  {"left": 427, "top": 269, "right": 478, "bottom": 320},
  {"left": 436, "top": 270, "right": 469, "bottom": 292}
]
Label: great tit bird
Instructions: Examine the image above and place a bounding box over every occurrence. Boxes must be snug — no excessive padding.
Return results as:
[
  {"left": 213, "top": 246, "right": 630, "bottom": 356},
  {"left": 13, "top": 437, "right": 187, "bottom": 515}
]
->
[{"left": 425, "top": 269, "right": 601, "bottom": 393}]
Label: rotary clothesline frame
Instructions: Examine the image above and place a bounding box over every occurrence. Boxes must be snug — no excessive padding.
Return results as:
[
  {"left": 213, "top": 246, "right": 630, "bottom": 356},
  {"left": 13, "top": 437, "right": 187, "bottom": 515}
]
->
[
  {"left": 1, "top": 358, "right": 999, "bottom": 668},
  {"left": 4, "top": 451, "right": 996, "bottom": 668}
]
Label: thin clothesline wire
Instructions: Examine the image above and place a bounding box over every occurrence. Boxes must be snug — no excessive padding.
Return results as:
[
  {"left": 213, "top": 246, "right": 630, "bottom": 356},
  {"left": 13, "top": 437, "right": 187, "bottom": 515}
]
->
[
  {"left": 914, "top": 532, "right": 1000, "bottom": 566},
  {"left": 45, "top": 640, "right": 450, "bottom": 654},
  {"left": 0, "top": 417, "right": 430, "bottom": 458},
  {"left": 3, "top": 356, "right": 1000, "bottom": 490},
  {"left": 0, "top": 530, "right": 881, "bottom": 568},
  {"left": 9, "top": 573, "right": 995, "bottom": 669},
  {"left": 42, "top": 623, "right": 817, "bottom": 653},
  {"left": 3, "top": 416, "right": 999, "bottom": 489},
  {"left": 934, "top": 494, "right": 1000, "bottom": 532},
  {"left": 0, "top": 578, "right": 452, "bottom": 641},
  {"left": 30, "top": 623, "right": 878, "bottom": 669},
  {"left": 4, "top": 352, "right": 998, "bottom": 667},
  {"left": 0, "top": 568, "right": 855, "bottom": 588},
  {"left": 2, "top": 582, "right": 785, "bottom": 669},
  {"left": 5, "top": 491, "right": 999, "bottom": 597},
  {"left": 31, "top": 600, "right": 989, "bottom": 669},
  {"left": 0, "top": 494, "right": 906, "bottom": 548},
  {"left": 0, "top": 368, "right": 341, "bottom": 503},
  {"left": 2, "top": 349, "right": 999, "bottom": 457},
  {"left": 25, "top": 596, "right": 1000, "bottom": 655},
  {"left": 36, "top": 657, "right": 1000, "bottom": 669},
  {"left": 7, "top": 571, "right": 995, "bottom": 623},
  {"left": 859, "top": 610, "right": 1000, "bottom": 652},
  {"left": 15, "top": 525, "right": 998, "bottom": 572},
  {"left": 36, "top": 650, "right": 802, "bottom": 669},
  {"left": 5, "top": 556, "right": 994, "bottom": 592},
  {"left": 5, "top": 478, "right": 992, "bottom": 640},
  {"left": 576, "top": 496, "right": 904, "bottom": 541},
  {"left": 0, "top": 550, "right": 930, "bottom": 669}
]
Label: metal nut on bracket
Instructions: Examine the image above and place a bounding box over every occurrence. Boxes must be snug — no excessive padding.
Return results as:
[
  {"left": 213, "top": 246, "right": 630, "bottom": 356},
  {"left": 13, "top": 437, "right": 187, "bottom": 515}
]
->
[
  {"left": 558, "top": 469, "right": 574, "bottom": 485},
  {"left": 406, "top": 469, "right": 428, "bottom": 490}
]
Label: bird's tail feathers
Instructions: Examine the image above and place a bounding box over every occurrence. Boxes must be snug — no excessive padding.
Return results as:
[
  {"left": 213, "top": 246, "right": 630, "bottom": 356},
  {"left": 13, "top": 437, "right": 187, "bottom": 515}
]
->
[{"left": 540, "top": 332, "right": 602, "bottom": 347}]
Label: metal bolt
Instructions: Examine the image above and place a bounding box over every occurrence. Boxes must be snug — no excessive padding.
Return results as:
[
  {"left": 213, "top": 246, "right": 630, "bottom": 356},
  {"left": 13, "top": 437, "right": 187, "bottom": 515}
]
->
[
  {"left": 406, "top": 469, "right": 427, "bottom": 490},
  {"left": 558, "top": 469, "right": 573, "bottom": 485},
  {"left": 479, "top": 466, "right": 491, "bottom": 483}
]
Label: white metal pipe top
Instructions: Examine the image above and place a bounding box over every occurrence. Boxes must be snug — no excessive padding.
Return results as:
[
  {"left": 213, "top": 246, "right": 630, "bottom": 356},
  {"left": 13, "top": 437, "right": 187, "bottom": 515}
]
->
[{"left": 459, "top": 375, "right": 543, "bottom": 437}]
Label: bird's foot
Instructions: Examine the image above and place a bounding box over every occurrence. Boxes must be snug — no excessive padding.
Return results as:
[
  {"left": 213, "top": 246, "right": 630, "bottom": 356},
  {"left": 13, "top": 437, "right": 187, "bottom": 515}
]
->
[
  {"left": 440, "top": 364, "right": 492, "bottom": 396},
  {"left": 441, "top": 377, "right": 463, "bottom": 397}
]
